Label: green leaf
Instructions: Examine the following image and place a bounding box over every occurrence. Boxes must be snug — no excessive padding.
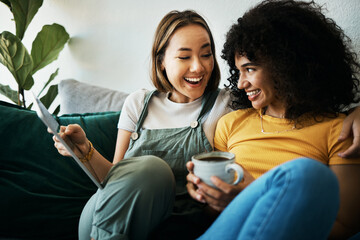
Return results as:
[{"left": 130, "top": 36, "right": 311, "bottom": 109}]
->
[
  {"left": 8, "top": 0, "right": 43, "bottom": 40},
  {"left": 38, "top": 68, "right": 58, "bottom": 96},
  {"left": 25, "top": 74, "right": 34, "bottom": 90},
  {"left": 52, "top": 104, "right": 60, "bottom": 115},
  {"left": 31, "top": 24, "right": 69, "bottom": 74},
  {"left": 0, "top": 31, "right": 34, "bottom": 90},
  {"left": 0, "top": 83, "right": 18, "bottom": 103},
  {"left": 0, "top": 0, "right": 12, "bottom": 10},
  {"left": 39, "top": 84, "right": 58, "bottom": 109}
]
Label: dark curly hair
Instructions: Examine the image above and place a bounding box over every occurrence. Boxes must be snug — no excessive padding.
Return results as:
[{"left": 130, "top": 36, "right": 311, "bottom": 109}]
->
[{"left": 222, "top": 0, "right": 360, "bottom": 119}]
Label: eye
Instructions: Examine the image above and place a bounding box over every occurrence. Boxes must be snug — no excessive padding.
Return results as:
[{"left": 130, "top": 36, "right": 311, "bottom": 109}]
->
[
  {"left": 178, "top": 56, "right": 190, "bottom": 60},
  {"left": 202, "top": 53, "right": 213, "bottom": 58},
  {"left": 247, "top": 68, "right": 255, "bottom": 73}
]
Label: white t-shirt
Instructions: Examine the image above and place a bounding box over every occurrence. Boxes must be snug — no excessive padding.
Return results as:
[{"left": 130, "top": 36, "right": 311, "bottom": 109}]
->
[{"left": 118, "top": 88, "right": 232, "bottom": 146}]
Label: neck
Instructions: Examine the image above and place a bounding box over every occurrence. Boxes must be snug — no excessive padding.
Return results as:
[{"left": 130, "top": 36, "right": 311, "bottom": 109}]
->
[
  {"left": 263, "top": 107, "right": 286, "bottom": 119},
  {"left": 168, "top": 91, "right": 198, "bottom": 103}
]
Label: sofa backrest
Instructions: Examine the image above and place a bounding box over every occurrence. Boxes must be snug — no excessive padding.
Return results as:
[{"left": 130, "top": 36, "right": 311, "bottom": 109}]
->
[
  {"left": 0, "top": 101, "right": 120, "bottom": 239},
  {"left": 58, "top": 79, "right": 129, "bottom": 115}
]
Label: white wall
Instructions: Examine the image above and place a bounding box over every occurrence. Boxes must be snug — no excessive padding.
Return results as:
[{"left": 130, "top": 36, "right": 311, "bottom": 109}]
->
[{"left": 1, "top": 0, "right": 359, "bottom": 105}]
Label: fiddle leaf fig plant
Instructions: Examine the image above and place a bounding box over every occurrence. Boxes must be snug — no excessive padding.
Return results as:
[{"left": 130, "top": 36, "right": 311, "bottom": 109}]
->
[{"left": 0, "top": 0, "right": 70, "bottom": 114}]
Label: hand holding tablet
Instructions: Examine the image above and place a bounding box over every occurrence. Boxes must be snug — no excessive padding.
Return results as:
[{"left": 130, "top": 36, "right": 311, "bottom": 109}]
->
[{"left": 32, "top": 92, "right": 103, "bottom": 189}]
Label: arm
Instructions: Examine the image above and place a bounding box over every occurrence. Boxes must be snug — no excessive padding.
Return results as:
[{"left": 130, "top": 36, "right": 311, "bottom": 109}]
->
[
  {"left": 338, "top": 106, "right": 360, "bottom": 158},
  {"left": 186, "top": 161, "right": 255, "bottom": 212},
  {"left": 329, "top": 164, "right": 360, "bottom": 239},
  {"left": 112, "top": 129, "right": 132, "bottom": 164},
  {"left": 53, "top": 124, "right": 113, "bottom": 182},
  {"left": 112, "top": 89, "right": 146, "bottom": 164}
]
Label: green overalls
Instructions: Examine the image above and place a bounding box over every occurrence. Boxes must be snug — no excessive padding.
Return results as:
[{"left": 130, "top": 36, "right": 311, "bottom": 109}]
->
[{"left": 79, "top": 89, "right": 220, "bottom": 240}]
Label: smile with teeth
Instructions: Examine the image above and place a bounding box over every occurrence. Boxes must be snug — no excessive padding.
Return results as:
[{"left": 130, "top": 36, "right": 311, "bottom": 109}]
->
[
  {"left": 184, "top": 76, "right": 203, "bottom": 83},
  {"left": 247, "top": 89, "right": 261, "bottom": 96}
]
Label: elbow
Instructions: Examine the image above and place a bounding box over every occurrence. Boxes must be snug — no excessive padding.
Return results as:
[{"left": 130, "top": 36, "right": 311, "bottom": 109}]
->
[{"left": 328, "top": 220, "right": 360, "bottom": 240}]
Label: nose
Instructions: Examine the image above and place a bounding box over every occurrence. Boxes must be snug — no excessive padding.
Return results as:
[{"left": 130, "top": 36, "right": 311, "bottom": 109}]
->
[
  {"left": 237, "top": 73, "right": 249, "bottom": 89},
  {"left": 190, "top": 57, "right": 205, "bottom": 73}
]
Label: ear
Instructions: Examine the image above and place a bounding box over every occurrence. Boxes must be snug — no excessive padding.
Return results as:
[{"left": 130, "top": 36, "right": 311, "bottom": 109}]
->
[{"left": 160, "top": 62, "right": 165, "bottom": 71}]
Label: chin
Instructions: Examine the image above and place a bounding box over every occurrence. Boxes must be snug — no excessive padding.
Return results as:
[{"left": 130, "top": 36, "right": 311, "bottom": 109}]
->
[
  {"left": 189, "top": 94, "right": 203, "bottom": 101},
  {"left": 251, "top": 104, "right": 262, "bottom": 110}
]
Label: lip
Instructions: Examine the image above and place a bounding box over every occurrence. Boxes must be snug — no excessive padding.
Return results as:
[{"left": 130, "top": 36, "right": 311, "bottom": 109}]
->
[
  {"left": 184, "top": 76, "right": 204, "bottom": 85},
  {"left": 246, "top": 89, "right": 261, "bottom": 101}
]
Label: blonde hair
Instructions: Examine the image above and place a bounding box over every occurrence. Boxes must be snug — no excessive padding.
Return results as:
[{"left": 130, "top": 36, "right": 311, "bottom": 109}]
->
[{"left": 151, "top": 10, "right": 220, "bottom": 92}]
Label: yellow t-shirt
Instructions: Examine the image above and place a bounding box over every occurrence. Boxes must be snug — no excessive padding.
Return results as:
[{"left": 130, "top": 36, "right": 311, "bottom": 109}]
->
[{"left": 214, "top": 109, "right": 360, "bottom": 179}]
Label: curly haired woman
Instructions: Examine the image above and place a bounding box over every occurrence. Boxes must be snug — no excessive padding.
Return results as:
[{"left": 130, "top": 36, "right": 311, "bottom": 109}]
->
[{"left": 187, "top": 1, "right": 360, "bottom": 239}]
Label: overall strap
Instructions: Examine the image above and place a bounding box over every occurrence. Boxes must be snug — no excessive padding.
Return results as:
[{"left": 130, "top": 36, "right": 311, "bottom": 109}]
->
[
  {"left": 134, "top": 90, "right": 157, "bottom": 132},
  {"left": 197, "top": 89, "right": 221, "bottom": 123}
]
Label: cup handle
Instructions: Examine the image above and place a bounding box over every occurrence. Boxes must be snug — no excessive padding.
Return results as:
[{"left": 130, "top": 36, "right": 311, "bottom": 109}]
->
[{"left": 225, "top": 163, "right": 244, "bottom": 185}]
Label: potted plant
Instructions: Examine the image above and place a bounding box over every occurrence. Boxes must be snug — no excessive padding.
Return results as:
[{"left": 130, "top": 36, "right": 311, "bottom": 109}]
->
[{"left": 0, "top": 0, "right": 70, "bottom": 114}]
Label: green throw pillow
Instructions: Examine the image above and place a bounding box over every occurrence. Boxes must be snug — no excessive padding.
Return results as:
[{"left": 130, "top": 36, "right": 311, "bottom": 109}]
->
[{"left": 0, "top": 101, "right": 120, "bottom": 240}]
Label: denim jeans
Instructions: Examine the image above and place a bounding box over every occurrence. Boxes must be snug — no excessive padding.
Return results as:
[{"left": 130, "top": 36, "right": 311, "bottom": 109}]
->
[{"left": 198, "top": 158, "right": 340, "bottom": 240}]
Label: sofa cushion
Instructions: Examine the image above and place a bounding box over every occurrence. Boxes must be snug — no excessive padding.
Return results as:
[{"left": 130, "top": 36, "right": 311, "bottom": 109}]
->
[
  {"left": 0, "top": 101, "right": 120, "bottom": 240},
  {"left": 58, "top": 79, "right": 129, "bottom": 114}
]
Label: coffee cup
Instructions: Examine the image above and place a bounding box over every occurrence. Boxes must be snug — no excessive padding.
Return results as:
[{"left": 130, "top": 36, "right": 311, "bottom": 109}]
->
[{"left": 191, "top": 151, "right": 243, "bottom": 188}]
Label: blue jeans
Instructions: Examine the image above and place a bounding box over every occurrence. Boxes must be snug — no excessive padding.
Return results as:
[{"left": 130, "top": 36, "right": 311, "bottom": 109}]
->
[{"left": 198, "top": 158, "right": 340, "bottom": 240}]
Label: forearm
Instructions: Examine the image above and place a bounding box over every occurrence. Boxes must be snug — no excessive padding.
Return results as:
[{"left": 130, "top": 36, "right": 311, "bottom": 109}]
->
[
  {"left": 112, "top": 129, "right": 132, "bottom": 164},
  {"left": 330, "top": 165, "right": 360, "bottom": 239},
  {"left": 84, "top": 149, "right": 113, "bottom": 183}
]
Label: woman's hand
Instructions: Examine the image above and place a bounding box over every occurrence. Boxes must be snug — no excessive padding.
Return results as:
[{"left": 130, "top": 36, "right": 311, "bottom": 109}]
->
[
  {"left": 50, "top": 124, "right": 89, "bottom": 159},
  {"left": 186, "top": 161, "right": 255, "bottom": 212},
  {"left": 338, "top": 106, "right": 360, "bottom": 158}
]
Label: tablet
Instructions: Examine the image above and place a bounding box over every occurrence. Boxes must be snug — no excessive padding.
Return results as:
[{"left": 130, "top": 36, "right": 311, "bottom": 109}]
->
[{"left": 32, "top": 92, "right": 103, "bottom": 189}]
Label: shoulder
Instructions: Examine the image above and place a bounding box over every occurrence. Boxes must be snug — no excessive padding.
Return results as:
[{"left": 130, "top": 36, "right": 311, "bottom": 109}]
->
[
  {"left": 330, "top": 113, "right": 346, "bottom": 124},
  {"left": 217, "top": 108, "right": 256, "bottom": 132},
  {"left": 125, "top": 88, "right": 150, "bottom": 103},
  {"left": 220, "top": 108, "right": 256, "bottom": 123},
  {"left": 218, "top": 88, "right": 231, "bottom": 105},
  {"left": 118, "top": 89, "right": 153, "bottom": 130},
  {"left": 304, "top": 113, "right": 347, "bottom": 130},
  {"left": 123, "top": 89, "right": 150, "bottom": 108},
  {"left": 325, "top": 113, "right": 347, "bottom": 136},
  {"left": 122, "top": 88, "right": 152, "bottom": 116},
  {"left": 208, "top": 88, "right": 232, "bottom": 117}
]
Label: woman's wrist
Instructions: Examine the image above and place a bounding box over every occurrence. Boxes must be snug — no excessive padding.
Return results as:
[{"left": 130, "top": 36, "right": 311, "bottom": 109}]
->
[{"left": 79, "top": 140, "right": 94, "bottom": 163}]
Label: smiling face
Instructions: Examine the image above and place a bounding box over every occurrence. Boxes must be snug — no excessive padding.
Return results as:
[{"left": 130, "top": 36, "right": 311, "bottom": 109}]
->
[
  {"left": 235, "top": 54, "right": 286, "bottom": 118},
  {"left": 161, "top": 24, "right": 214, "bottom": 103}
]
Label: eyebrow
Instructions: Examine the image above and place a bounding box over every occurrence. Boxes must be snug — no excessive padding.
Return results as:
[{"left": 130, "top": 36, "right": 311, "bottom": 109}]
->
[
  {"left": 241, "top": 62, "right": 260, "bottom": 67},
  {"left": 177, "top": 43, "right": 211, "bottom": 52}
]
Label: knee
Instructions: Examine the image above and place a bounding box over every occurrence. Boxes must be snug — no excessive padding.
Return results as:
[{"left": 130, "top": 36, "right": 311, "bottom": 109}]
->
[
  {"left": 278, "top": 158, "right": 339, "bottom": 201},
  {"left": 290, "top": 158, "right": 338, "bottom": 185},
  {"left": 139, "top": 155, "right": 171, "bottom": 171},
  {"left": 137, "top": 155, "right": 175, "bottom": 187},
  {"left": 108, "top": 155, "right": 175, "bottom": 192}
]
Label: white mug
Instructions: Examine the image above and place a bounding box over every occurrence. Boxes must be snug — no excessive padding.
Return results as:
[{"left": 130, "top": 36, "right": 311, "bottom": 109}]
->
[{"left": 192, "top": 152, "right": 243, "bottom": 188}]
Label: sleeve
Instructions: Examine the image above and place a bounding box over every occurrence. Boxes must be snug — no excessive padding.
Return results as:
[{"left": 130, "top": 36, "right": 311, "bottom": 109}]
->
[
  {"left": 214, "top": 114, "right": 231, "bottom": 152},
  {"left": 202, "top": 88, "right": 233, "bottom": 147},
  {"left": 328, "top": 117, "right": 360, "bottom": 165},
  {"left": 218, "top": 88, "right": 233, "bottom": 114},
  {"left": 117, "top": 89, "right": 149, "bottom": 132}
]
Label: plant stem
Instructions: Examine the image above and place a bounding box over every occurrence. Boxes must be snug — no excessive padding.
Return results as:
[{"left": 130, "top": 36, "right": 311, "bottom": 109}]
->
[
  {"left": 18, "top": 86, "right": 26, "bottom": 108},
  {"left": 17, "top": 86, "right": 21, "bottom": 106}
]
